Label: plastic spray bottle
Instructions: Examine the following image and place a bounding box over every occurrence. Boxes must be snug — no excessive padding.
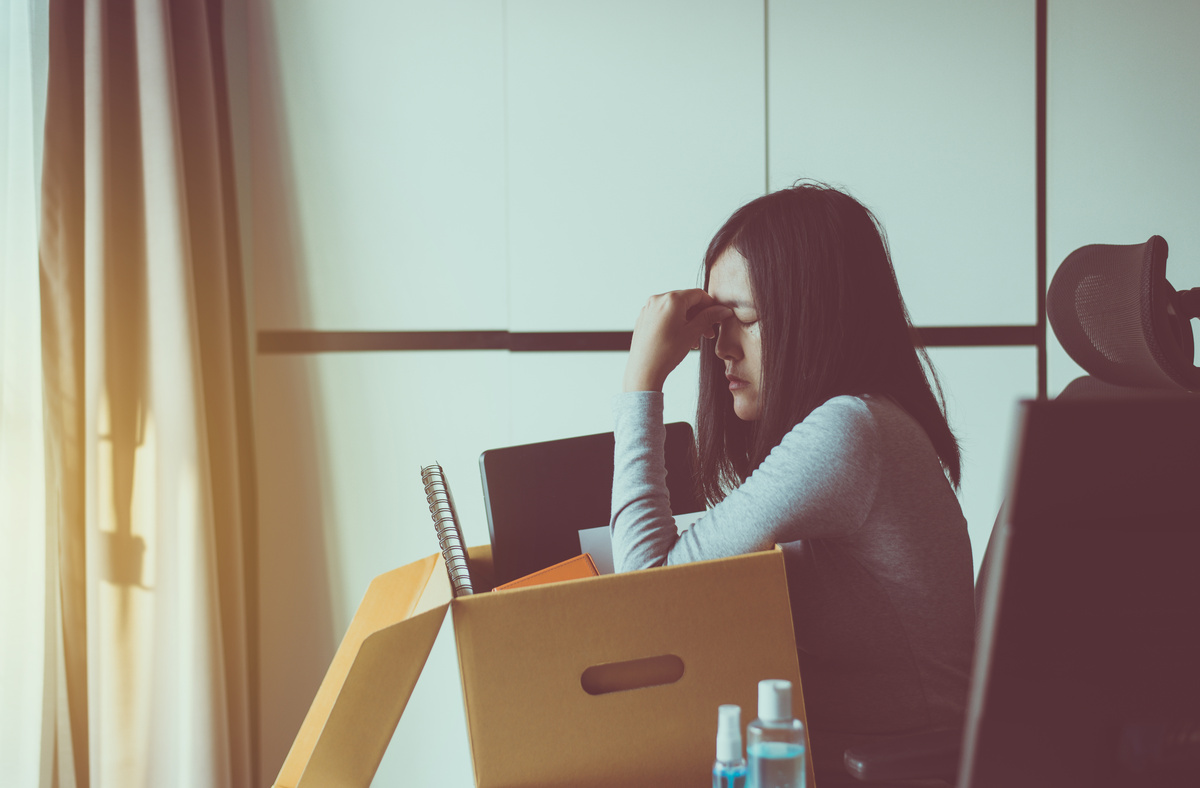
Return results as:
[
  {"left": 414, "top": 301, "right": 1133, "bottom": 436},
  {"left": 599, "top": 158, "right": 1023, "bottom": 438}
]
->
[
  {"left": 747, "top": 679, "right": 806, "bottom": 788},
  {"left": 713, "top": 704, "right": 748, "bottom": 788}
]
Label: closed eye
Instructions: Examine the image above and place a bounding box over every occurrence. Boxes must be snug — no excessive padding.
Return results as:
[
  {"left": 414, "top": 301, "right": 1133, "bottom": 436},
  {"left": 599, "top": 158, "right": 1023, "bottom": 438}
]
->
[{"left": 733, "top": 310, "right": 758, "bottom": 327}]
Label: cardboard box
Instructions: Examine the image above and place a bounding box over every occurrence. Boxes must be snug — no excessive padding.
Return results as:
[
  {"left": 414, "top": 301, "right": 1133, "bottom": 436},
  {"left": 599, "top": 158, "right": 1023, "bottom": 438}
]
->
[{"left": 273, "top": 546, "right": 813, "bottom": 788}]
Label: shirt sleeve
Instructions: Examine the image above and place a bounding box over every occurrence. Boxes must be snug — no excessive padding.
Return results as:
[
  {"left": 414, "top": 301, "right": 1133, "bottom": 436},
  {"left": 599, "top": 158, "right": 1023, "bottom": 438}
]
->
[{"left": 610, "top": 391, "right": 883, "bottom": 572}]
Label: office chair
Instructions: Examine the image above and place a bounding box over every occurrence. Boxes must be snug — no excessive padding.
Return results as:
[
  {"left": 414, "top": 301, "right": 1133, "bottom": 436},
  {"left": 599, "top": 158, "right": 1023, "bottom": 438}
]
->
[
  {"left": 843, "top": 236, "right": 1200, "bottom": 786},
  {"left": 1048, "top": 235, "right": 1200, "bottom": 393}
]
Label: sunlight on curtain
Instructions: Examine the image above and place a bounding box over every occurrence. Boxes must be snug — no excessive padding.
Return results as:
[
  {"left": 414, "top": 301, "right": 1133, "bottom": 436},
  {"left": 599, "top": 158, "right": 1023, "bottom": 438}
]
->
[
  {"left": 0, "top": 2, "right": 49, "bottom": 786},
  {"left": 36, "top": 0, "right": 255, "bottom": 786}
]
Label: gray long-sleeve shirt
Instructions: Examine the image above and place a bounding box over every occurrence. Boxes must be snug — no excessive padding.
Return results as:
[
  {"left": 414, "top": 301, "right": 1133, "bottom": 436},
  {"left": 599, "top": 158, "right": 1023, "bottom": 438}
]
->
[{"left": 611, "top": 391, "right": 974, "bottom": 781}]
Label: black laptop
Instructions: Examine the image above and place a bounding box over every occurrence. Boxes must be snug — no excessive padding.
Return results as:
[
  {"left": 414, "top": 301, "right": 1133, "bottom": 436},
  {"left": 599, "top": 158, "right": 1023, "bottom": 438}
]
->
[{"left": 479, "top": 422, "right": 702, "bottom": 588}]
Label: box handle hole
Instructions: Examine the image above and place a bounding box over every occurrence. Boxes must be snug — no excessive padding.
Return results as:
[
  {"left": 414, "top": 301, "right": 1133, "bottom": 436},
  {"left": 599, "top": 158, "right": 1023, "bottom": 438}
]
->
[{"left": 580, "top": 654, "right": 685, "bottom": 695}]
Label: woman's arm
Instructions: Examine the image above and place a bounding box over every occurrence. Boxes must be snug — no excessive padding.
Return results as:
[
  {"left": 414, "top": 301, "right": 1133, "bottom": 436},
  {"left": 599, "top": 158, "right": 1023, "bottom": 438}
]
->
[{"left": 611, "top": 392, "right": 883, "bottom": 572}]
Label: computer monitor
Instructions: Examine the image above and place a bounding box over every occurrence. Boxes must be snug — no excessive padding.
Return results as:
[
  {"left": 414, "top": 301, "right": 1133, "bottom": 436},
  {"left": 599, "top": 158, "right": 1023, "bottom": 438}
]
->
[{"left": 962, "top": 397, "right": 1200, "bottom": 787}]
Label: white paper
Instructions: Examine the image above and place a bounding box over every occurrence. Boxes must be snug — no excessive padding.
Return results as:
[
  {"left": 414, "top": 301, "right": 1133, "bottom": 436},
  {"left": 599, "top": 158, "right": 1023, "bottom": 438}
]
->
[{"left": 578, "top": 526, "right": 616, "bottom": 575}]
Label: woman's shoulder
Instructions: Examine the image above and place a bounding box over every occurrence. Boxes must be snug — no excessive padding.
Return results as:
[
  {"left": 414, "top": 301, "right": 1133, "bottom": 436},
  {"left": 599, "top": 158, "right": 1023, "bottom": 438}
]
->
[
  {"left": 800, "top": 394, "right": 877, "bottom": 431},
  {"left": 806, "top": 393, "right": 919, "bottom": 424},
  {"left": 788, "top": 394, "right": 923, "bottom": 448},
  {"left": 809, "top": 393, "right": 942, "bottom": 467},
  {"left": 779, "top": 395, "right": 882, "bottom": 458}
]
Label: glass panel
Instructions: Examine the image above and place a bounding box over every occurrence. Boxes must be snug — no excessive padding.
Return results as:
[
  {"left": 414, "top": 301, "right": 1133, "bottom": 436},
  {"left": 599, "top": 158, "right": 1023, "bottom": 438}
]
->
[
  {"left": 506, "top": 0, "right": 766, "bottom": 331},
  {"left": 768, "top": 0, "right": 1037, "bottom": 327},
  {"left": 926, "top": 347, "right": 1038, "bottom": 575},
  {"left": 251, "top": 0, "right": 508, "bottom": 330},
  {"left": 508, "top": 351, "right": 700, "bottom": 445}
]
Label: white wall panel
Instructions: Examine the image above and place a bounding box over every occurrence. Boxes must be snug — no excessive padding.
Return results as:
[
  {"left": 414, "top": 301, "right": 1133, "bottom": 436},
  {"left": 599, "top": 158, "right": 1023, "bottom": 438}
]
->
[
  {"left": 505, "top": 0, "right": 766, "bottom": 331},
  {"left": 768, "top": 0, "right": 1037, "bottom": 328},
  {"left": 251, "top": 0, "right": 508, "bottom": 331},
  {"left": 255, "top": 352, "right": 510, "bottom": 786},
  {"left": 507, "top": 351, "right": 700, "bottom": 446},
  {"left": 926, "top": 347, "right": 1038, "bottom": 575},
  {"left": 1047, "top": 0, "right": 1200, "bottom": 394},
  {"left": 508, "top": 353, "right": 628, "bottom": 444}
]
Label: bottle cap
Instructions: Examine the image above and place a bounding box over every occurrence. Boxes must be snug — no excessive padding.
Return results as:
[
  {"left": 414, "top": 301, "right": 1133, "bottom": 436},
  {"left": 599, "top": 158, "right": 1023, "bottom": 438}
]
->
[
  {"left": 716, "top": 704, "right": 743, "bottom": 763},
  {"left": 758, "top": 679, "right": 792, "bottom": 722}
]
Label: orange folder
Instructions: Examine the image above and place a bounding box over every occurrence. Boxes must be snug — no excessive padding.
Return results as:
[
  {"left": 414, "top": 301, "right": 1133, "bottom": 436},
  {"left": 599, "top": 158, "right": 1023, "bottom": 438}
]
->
[{"left": 493, "top": 553, "right": 600, "bottom": 591}]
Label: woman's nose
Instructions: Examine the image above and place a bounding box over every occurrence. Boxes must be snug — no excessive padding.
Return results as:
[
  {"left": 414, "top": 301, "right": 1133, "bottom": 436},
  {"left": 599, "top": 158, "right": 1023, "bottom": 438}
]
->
[{"left": 714, "top": 322, "right": 741, "bottom": 361}]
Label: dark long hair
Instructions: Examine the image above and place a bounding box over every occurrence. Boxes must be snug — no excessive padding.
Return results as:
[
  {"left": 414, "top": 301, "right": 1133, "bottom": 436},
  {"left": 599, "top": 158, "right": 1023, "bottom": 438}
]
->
[{"left": 696, "top": 182, "right": 960, "bottom": 505}]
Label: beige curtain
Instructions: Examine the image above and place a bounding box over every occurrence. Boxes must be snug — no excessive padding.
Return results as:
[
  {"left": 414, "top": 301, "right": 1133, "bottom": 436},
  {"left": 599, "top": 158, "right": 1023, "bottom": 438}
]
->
[
  {"left": 1, "top": 1, "right": 49, "bottom": 785},
  {"left": 37, "top": 0, "right": 257, "bottom": 786}
]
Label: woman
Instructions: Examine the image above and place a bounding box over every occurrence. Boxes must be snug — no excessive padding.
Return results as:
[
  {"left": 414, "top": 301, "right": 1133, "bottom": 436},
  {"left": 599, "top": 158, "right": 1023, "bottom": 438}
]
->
[{"left": 611, "top": 183, "right": 975, "bottom": 785}]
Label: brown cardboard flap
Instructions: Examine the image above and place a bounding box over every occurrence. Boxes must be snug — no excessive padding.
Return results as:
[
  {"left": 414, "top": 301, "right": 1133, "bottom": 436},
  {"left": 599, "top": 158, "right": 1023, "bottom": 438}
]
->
[
  {"left": 466, "top": 543, "right": 495, "bottom": 592},
  {"left": 297, "top": 606, "right": 447, "bottom": 787},
  {"left": 274, "top": 552, "right": 454, "bottom": 788}
]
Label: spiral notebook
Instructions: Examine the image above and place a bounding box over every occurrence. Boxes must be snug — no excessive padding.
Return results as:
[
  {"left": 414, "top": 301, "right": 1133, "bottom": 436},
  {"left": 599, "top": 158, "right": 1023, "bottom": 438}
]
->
[{"left": 419, "top": 463, "right": 474, "bottom": 596}]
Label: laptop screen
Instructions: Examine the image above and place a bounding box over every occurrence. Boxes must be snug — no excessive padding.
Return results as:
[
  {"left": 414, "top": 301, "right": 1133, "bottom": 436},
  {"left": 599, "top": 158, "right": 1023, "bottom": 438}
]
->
[{"left": 479, "top": 422, "right": 702, "bottom": 587}]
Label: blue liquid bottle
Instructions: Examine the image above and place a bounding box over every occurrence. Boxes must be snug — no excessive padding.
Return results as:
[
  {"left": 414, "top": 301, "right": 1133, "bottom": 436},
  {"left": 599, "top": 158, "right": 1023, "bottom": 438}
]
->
[
  {"left": 747, "top": 680, "right": 806, "bottom": 788},
  {"left": 713, "top": 704, "right": 747, "bottom": 788}
]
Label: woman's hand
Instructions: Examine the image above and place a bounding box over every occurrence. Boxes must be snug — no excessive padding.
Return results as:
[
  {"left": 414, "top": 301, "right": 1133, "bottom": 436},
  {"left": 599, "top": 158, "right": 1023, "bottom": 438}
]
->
[{"left": 623, "top": 289, "right": 733, "bottom": 392}]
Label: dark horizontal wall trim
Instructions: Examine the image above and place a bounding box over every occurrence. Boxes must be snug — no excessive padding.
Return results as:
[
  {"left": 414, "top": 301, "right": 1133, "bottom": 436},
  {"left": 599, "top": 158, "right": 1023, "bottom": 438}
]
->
[
  {"left": 257, "top": 330, "right": 634, "bottom": 353},
  {"left": 258, "top": 330, "right": 511, "bottom": 353},
  {"left": 914, "top": 325, "right": 1039, "bottom": 348},
  {"left": 510, "top": 332, "right": 634, "bottom": 351},
  {"left": 258, "top": 326, "right": 1039, "bottom": 354}
]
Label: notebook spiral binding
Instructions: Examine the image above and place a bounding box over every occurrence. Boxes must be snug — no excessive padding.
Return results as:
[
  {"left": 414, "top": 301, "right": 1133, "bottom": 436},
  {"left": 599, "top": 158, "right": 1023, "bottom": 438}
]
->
[{"left": 420, "top": 463, "right": 475, "bottom": 596}]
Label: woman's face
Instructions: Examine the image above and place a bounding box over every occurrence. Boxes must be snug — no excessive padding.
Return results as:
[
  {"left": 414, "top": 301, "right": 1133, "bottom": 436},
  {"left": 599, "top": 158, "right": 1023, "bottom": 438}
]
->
[{"left": 708, "top": 247, "right": 762, "bottom": 421}]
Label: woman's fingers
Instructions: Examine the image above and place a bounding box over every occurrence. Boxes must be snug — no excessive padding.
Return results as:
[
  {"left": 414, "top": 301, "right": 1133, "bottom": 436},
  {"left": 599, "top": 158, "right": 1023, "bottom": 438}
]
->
[
  {"left": 623, "top": 289, "right": 731, "bottom": 391},
  {"left": 641, "top": 290, "right": 731, "bottom": 341},
  {"left": 688, "top": 304, "right": 734, "bottom": 338},
  {"left": 678, "top": 289, "right": 719, "bottom": 319}
]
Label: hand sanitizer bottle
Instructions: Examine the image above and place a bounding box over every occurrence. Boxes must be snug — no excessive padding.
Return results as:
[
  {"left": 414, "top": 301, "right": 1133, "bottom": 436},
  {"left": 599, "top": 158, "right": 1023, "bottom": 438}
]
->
[
  {"left": 713, "top": 704, "right": 748, "bottom": 788},
  {"left": 747, "top": 680, "right": 806, "bottom": 788}
]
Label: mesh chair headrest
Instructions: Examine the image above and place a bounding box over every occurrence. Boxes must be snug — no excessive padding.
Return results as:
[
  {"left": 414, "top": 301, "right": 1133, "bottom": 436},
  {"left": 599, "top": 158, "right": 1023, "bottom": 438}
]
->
[{"left": 1047, "top": 236, "right": 1200, "bottom": 392}]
